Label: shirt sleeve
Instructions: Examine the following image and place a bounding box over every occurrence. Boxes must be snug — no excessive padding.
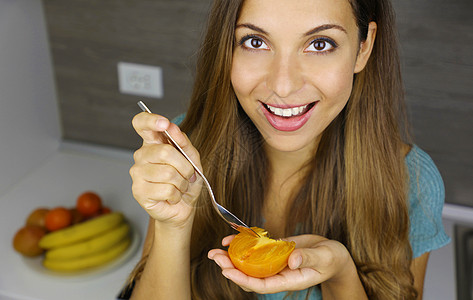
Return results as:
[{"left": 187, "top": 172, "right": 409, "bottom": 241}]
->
[
  {"left": 171, "top": 113, "right": 186, "bottom": 126},
  {"left": 406, "top": 145, "right": 451, "bottom": 258}
]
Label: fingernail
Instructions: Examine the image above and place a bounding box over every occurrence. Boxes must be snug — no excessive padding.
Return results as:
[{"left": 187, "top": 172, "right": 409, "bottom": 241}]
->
[
  {"left": 292, "top": 255, "right": 302, "bottom": 269},
  {"left": 156, "top": 119, "right": 168, "bottom": 130},
  {"left": 189, "top": 173, "right": 197, "bottom": 183}
]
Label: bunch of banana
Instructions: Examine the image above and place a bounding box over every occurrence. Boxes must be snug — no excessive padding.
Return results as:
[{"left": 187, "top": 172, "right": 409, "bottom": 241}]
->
[{"left": 39, "top": 212, "right": 132, "bottom": 272}]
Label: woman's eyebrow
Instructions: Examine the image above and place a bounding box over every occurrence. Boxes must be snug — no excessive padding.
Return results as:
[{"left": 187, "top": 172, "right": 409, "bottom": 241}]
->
[
  {"left": 304, "top": 24, "right": 347, "bottom": 36},
  {"left": 235, "top": 23, "right": 269, "bottom": 35},
  {"left": 235, "top": 23, "right": 346, "bottom": 37}
]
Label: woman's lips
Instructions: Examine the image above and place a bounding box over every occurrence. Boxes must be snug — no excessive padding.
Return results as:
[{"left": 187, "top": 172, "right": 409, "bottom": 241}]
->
[{"left": 261, "top": 101, "right": 317, "bottom": 132}]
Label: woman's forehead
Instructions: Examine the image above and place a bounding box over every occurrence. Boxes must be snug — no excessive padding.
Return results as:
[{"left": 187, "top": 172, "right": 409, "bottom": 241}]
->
[
  {"left": 238, "top": 0, "right": 355, "bottom": 21},
  {"left": 236, "top": 0, "right": 358, "bottom": 37}
]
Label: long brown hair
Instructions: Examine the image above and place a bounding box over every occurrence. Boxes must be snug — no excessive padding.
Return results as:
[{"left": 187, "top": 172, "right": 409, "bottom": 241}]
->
[{"left": 129, "top": 0, "right": 416, "bottom": 299}]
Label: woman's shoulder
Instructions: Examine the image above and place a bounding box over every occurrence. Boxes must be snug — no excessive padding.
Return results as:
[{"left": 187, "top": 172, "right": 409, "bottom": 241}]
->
[
  {"left": 405, "top": 144, "right": 444, "bottom": 197},
  {"left": 405, "top": 144, "right": 451, "bottom": 257}
]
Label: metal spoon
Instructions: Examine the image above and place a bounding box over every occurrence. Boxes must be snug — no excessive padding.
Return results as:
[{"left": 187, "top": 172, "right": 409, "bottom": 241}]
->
[{"left": 137, "top": 101, "right": 259, "bottom": 237}]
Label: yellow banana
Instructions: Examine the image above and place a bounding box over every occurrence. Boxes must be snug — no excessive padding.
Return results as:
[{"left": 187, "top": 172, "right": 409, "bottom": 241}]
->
[
  {"left": 43, "top": 236, "right": 131, "bottom": 272},
  {"left": 39, "top": 212, "right": 124, "bottom": 249},
  {"left": 45, "top": 221, "right": 130, "bottom": 260}
]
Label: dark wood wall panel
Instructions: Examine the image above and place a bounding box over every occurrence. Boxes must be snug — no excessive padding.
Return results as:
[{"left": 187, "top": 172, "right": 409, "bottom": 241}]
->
[
  {"left": 42, "top": 0, "right": 210, "bottom": 150},
  {"left": 42, "top": 0, "right": 472, "bottom": 207},
  {"left": 393, "top": 0, "right": 473, "bottom": 207}
]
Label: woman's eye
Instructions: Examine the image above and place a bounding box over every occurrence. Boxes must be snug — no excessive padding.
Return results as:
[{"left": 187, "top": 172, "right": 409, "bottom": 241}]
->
[
  {"left": 305, "top": 39, "right": 336, "bottom": 53},
  {"left": 242, "top": 37, "right": 269, "bottom": 50}
]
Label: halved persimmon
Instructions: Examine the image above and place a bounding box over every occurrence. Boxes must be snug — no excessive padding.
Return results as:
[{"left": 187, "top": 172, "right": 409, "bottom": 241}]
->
[{"left": 228, "top": 227, "right": 296, "bottom": 278}]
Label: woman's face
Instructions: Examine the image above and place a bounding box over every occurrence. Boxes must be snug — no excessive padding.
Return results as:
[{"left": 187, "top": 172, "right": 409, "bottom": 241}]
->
[{"left": 231, "top": 0, "right": 375, "bottom": 155}]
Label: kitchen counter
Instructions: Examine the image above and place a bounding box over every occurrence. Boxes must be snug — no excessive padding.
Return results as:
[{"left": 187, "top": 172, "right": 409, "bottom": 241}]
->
[{"left": 0, "top": 141, "right": 148, "bottom": 300}]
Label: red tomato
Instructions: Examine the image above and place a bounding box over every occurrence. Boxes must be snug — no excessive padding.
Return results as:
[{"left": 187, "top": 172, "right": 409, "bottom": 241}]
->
[
  {"left": 76, "top": 191, "right": 102, "bottom": 217},
  {"left": 45, "top": 207, "right": 73, "bottom": 231}
]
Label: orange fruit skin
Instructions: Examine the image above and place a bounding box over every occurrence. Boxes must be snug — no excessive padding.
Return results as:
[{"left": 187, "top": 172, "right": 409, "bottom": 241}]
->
[
  {"left": 228, "top": 227, "right": 295, "bottom": 278},
  {"left": 76, "top": 191, "right": 102, "bottom": 217},
  {"left": 45, "top": 207, "right": 73, "bottom": 231},
  {"left": 12, "top": 225, "right": 47, "bottom": 257},
  {"left": 69, "top": 208, "right": 85, "bottom": 225},
  {"left": 101, "top": 206, "right": 112, "bottom": 214},
  {"left": 26, "top": 207, "right": 50, "bottom": 228}
]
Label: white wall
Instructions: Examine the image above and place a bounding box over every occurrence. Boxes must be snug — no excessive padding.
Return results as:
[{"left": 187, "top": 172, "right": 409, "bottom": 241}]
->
[{"left": 0, "top": 0, "right": 60, "bottom": 196}]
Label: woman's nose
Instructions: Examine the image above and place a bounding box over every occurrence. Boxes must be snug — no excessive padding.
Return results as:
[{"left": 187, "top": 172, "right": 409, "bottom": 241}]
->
[{"left": 266, "top": 53, "right": 304, "bottom": 99}]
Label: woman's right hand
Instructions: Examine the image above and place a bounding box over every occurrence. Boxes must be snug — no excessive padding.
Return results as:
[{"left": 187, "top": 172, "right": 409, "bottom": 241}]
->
[{"left": 129, "top": 112, "right": 203, "bottom": 229}]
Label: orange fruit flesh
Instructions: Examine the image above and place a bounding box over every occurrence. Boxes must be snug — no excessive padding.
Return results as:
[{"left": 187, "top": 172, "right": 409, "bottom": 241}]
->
[{"left": 228, "top": 227, "right": 295, "bottom": 278}]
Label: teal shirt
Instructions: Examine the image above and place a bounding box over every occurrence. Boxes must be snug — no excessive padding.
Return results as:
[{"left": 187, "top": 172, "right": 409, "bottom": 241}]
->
[
  {"left": 170, "top": 115, "right": 450, "bottom": 299},
  {"left": 258, "top": 145, "right": 451, "bottom": 300}
]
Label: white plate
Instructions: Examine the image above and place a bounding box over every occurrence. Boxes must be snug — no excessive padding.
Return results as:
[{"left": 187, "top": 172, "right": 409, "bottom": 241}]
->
[{"left": 21, "top": 224, "right": 140, "bottom": 281}]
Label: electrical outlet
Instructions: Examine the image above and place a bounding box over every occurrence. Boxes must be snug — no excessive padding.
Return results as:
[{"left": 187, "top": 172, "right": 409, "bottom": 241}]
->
[{"left": 117, "top": 62, "right": 163, "bottom": 98}]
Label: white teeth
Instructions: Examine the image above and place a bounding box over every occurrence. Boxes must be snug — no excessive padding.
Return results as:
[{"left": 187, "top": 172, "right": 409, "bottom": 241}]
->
[
  {"left": 266, "top": 104, "right": 308, "bottom": 117},
  {"left": 282, "top": 109, "right": 291, "bottom": 117}
]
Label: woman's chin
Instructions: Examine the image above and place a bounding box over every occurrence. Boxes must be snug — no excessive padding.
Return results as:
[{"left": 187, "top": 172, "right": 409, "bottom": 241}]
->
[{"left": 262, "top": 134, "right": 319, "bottom": 156}]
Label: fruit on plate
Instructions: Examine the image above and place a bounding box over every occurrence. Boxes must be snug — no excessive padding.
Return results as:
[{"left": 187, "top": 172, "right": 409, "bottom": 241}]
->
[
  {"left": 69, "top": 208, "right": 86, "bottom": 225},
  {"left": 76, "top": 191, "right": 102, "bottom": 217},
  {"left": 39, "top": 212, "right": 124, "bottom": 249},
  {"left": 26, "top": 208, "right": 50, "bottom": 228},
  {"left": 12, "top": 225, "right": 47, "bottom": 257},
  {"left": 228, "top": 227, "right": 296, "bottom": 278},
  {"left": 45, "top": 207, "right": 73, "bottom": 232},
  {"left": 12, "top": 191, "right": 133, "bottom": 273},
  {"left": 42, "top": 236, "right": 131, "bottom": 272},
  {"left": 41, "top": 214, "right": 132, "bottom": 272},
  {"left": 45, "top": 221, "right": 130, "bottom": 260}
]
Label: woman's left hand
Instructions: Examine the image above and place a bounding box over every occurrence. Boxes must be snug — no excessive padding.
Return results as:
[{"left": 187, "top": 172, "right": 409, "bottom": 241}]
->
[{"left": 208, "top": 234, "right": 357, "bottom": 294}]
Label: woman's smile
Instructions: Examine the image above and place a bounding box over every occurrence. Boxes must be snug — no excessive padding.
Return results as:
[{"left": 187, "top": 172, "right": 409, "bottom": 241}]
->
[{"left": 260, "top": 101, "right": 318, "bottom": 132}]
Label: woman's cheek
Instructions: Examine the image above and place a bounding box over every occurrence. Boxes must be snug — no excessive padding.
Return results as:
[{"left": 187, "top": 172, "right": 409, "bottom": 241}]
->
[
  {"left": 231, "top": 67, "right": 253, "bottom": 99},
  {"left": 231, "top": 53, "right": 272, "bottom": 95},
  {"left": 317, "top": 67, "right": 355, "bottom": 103}
]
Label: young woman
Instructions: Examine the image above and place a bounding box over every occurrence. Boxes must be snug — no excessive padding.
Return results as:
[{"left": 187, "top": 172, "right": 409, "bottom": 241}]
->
[{"left": 122, "top": 0, "right": 450, "bottom": 299}]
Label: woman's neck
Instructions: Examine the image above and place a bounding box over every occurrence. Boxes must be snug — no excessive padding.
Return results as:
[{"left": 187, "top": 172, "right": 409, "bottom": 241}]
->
[
  {"left": 264, "top": 141, "right": 317, "bottom": 185},
  {"left": 262, "top": 142, "right": 316, "bottom": 237}
]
